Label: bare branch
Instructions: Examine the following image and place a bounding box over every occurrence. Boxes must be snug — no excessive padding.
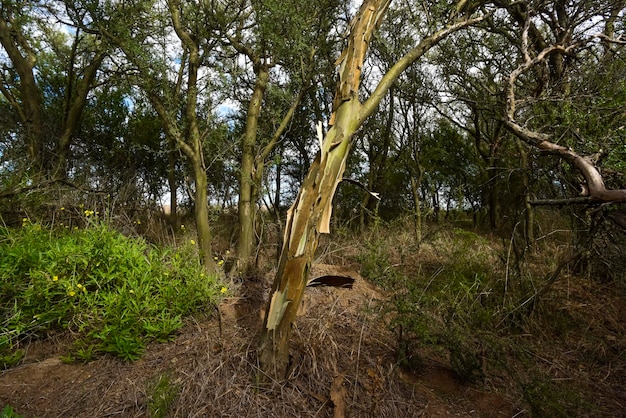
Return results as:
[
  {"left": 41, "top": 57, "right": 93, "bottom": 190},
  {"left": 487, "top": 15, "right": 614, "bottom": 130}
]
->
[
  {"left": 595, "top": 33, "right": 626, "bottom": 45},
  {"left": 502, "top": 35, "right": 626, "bottom": 204}
]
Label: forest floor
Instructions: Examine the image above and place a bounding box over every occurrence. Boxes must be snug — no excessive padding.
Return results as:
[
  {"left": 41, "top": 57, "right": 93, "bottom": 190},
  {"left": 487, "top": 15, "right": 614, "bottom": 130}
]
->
[
  {"left": 1, "top": 223, "right": 626, "bottom": 417},
  {"left": 0, "top": 273, "right": 517, "bottom": 417}
]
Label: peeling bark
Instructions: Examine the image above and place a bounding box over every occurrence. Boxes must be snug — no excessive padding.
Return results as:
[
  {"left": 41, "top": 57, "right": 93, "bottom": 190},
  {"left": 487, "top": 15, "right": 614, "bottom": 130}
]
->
[{"left": 258, "top": 0, "right": 486, "bottom": 378}]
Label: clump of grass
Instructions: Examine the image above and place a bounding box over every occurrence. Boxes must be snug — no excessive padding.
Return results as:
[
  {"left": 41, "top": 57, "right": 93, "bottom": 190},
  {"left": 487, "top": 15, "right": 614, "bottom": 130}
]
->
[
  {"left": 0, "top": 405, "right": 25, "bottom": 418},
  {"left": 148, "top": 373, "right": 180, "bottom": 418},
  {"left": 0, "top": 217, "right": 223, "bottom": 365}
]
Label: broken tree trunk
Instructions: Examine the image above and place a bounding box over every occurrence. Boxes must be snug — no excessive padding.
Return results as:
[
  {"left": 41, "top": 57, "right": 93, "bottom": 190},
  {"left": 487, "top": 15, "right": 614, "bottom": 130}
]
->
[
  {"left": 258, "top": 0, "right": 391, "bottom": 378},
  {"left": 257, "top": 0, "right": 487, "bottom": 378}
]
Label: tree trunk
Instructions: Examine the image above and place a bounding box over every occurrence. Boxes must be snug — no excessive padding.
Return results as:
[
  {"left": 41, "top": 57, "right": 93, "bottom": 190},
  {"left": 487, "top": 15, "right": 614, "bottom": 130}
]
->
[
  {"left": 0, "top": 17, "right": 45, "bottom": 172},
  {"left": 236, "top": 65, "right": 270, "bottom": 276},
  {"left": 258, "top": 0, "right": 486, "bottom": 378},
  {"left": 193, "top": 158, "right": 217, "bottom": 274},
  {"left": 516, "top": 141, "right": 534, "bottom": 248},
  {"left": 169, "top": 0, "right": 217, "bottom": 273},
  {"left": 55, "top": 45, "right": 106, "bottom": 177},
  {"left": 167, "top": 135, "right": 179, "bottom": 229},
  {"left": 258, "top": 97, "right": 361, "bottom": 378},
  {"left": 258, "top": 0, "right": 391, "bottom": 378},
  {"left": 410, "top": 173, "right": 423, "bottom": 243},
  {"left": 360, "top": 90, "right": 394, "bottom": 231}
]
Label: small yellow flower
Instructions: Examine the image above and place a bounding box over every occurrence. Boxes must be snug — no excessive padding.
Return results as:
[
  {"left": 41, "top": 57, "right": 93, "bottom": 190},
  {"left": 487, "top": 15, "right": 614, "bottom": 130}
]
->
[
  {"left": 190, "top": 239, "right": 196, "bottom": 245},
  {"left": 180, "top": 224, "right": 185, "bottom": 229},
  {"left": 60, "top": 207, "right": 65, "bottom": 211},
  {"left": 213, "top": 256, "right": 218, "bottom": 261},
  {"left": 217, "top": 259, "right": 224, "bottom": 266},
  {"left": 52, "top": 275, "right": 59, "bottom": 281},
  {"left": 76, "top": 283, "right": 83, "bottom": 289},
  {"left": 129, "top": 289, "right": 134, "bottom": 294},
  {"left": 68, "top": 290, "right": 76, "bottom": 297},
  {"left": 135, "top": 220, "right": 141, "bottom": 225},
  {"left": 84, "top": 210, "right": 95, "bottom": 217},
  {"left": 220, "top": 287, "right": 228, "bottom": 293},
  {"left": 225, "top": 250, "right": 231, "bottom": 255},
  {"left": 22, "top": 218, "right": 28, "bottom": 223}
]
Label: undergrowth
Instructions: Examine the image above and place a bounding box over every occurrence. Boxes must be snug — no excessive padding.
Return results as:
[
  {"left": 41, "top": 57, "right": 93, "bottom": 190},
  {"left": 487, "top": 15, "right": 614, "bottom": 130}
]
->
[
  {"left": 357, "top": 218, "right": 604, "bottom": 416},
  {"left": 360, "top": 225, "right": 501, "bottom": 382},
  {"left": 0, "top": 217, "right": 223, "bottom": 366}
]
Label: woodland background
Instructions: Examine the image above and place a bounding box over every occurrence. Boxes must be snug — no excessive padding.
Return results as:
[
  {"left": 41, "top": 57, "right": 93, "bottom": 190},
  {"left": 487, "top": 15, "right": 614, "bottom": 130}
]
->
[{"left": 1, "top": 0, "right": 626, "bottom": 416}]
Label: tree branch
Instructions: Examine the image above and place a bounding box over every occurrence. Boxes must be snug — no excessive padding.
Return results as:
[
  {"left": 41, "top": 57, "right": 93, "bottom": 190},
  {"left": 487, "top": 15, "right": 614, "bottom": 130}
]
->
[
  {"left": 360, "top": 12, "right": 490, "bottom": 124},
  {"left": 502, "top": 32, "right": 626, "bottom": 204}
]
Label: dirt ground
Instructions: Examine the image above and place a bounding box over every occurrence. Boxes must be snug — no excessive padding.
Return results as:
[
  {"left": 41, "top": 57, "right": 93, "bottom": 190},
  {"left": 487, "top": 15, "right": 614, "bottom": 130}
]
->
[{"left": 0, "top": 271, "right": 521, "bottom": 418}]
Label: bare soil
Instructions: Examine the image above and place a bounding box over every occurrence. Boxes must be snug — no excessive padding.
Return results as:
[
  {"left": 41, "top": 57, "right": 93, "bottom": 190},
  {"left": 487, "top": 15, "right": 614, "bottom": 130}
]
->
[{"left": 0, "top": 271, "right": 520, "bottom": 418}]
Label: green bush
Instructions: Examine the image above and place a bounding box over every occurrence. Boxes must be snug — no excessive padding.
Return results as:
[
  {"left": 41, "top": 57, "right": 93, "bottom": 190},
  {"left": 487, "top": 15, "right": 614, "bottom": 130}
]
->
[{"left": 0, "top": 218, "right": 223, "bottom": 365}]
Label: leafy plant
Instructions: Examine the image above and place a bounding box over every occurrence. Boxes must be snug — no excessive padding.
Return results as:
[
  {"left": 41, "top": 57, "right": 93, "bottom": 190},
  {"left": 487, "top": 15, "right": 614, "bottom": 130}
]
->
[
  {"left": 0, "top": 219, "right": 223, "bottom": 365},
  {"left": 0, "top": 406, "right": 25, "bottom": 418}
]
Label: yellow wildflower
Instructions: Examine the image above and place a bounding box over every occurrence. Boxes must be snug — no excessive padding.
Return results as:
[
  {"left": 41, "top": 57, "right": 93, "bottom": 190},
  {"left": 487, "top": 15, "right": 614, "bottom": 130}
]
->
[
  {"left": 213, "top": 256, "right": 218, "bottom": 261},
  {"left": 52, "top": 275, "right": 59, "bottom": 281},
  {"left": 190, "top": 239, "right": 196, "bottom": 245},
  {"left": 217, "top": 259, "right": 225, "bottom": 266},
  {"left": 68, "top": 290, "right": 76, "bottom": 297},
  {"left": 220, "top": 287, "right": 228, "bottom": 293},
  {"left": 60, "top": 207, "right": 65, "bottom": 211},
  {"left": 225, "top": 250, "right": 231, "bottom": 255},
  {"left": 76, "top": 283, "right": 83, "bottom": 289}
]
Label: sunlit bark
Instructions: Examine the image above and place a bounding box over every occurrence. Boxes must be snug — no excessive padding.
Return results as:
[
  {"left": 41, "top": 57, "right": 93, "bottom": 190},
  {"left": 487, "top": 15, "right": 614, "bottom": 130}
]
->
[{"left": 258, "top": 0, "right": 485, "bottom": 378}]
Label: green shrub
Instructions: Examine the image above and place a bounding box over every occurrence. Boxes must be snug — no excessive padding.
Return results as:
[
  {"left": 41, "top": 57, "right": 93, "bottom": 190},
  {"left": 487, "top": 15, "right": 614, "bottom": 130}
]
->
[{"left": 0, "top": 219, "right": 223, "bottom": 364}]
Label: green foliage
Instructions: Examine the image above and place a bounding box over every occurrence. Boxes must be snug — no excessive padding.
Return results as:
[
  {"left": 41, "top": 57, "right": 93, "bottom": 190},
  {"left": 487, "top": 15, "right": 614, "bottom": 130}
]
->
[
  {"left": 148, "top": 373, "right": 180, "bottom": 418},
  {"left": 0, "top": 219, "right": 223, "bottom": 364},
  {"left": 0, "top": 405, "right": 25, "bottom": 418},
  {"left": 521, "top": 376, "right": 591, "bottom": 418}
]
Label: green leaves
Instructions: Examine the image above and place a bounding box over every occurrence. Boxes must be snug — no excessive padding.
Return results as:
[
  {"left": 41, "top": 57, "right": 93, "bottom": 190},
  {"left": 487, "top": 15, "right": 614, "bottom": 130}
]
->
[{"left": 0, "top": 221, "right": 224, "bottom": 365}]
